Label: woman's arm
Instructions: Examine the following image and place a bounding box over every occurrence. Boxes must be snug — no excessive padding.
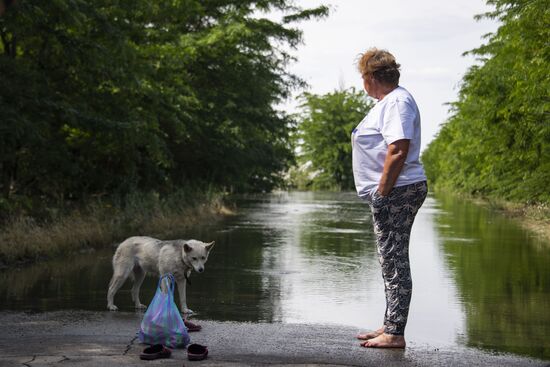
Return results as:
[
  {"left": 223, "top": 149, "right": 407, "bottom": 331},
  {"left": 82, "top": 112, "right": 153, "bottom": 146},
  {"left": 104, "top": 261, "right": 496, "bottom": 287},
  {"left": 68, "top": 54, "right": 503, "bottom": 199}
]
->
[{"left": 377, "top": 139, "right": 410, "bottom": 196}]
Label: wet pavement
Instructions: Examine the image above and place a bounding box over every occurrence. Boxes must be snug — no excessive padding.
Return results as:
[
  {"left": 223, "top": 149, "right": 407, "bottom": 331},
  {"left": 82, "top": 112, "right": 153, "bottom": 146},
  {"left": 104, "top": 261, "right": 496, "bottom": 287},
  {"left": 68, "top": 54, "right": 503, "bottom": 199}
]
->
[{"left": 0, "top": 311, "right": 547, "bottom": 367}]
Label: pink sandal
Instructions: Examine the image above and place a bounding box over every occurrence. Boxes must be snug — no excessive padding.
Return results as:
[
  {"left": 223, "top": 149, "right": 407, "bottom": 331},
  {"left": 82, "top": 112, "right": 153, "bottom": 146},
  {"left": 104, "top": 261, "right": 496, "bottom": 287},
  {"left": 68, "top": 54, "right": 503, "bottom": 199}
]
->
[{"left": 184, "top": 320, "right": 202, "bottom": 332}]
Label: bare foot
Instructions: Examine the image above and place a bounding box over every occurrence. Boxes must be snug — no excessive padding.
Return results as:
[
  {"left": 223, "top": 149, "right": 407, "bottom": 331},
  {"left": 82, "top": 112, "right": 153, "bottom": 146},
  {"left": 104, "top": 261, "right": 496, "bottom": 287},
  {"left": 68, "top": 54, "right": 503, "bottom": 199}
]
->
[
  {"left": 360, "top": 333, "right": 406, "bottom": 348},
  {"left": 357, "top": 327, "right": 384, "bottom": 340}
]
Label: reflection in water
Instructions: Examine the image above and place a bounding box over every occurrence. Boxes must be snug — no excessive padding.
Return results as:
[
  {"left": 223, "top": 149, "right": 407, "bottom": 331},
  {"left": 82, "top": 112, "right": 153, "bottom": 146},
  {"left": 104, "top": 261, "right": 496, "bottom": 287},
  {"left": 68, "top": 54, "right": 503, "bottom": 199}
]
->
[
  {"left": 0, "top": 191, "right": 549, "bottom": 360},
  {"left": 434, "top": 192, "right": 550, "bottom": 360}
]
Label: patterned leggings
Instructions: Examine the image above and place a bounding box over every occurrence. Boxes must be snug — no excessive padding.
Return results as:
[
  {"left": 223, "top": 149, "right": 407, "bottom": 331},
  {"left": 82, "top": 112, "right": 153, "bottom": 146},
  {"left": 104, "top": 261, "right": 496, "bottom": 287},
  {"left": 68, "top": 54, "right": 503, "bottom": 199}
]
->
[{"left": 368, "top": 181, "right": 428, "bottom": 335}]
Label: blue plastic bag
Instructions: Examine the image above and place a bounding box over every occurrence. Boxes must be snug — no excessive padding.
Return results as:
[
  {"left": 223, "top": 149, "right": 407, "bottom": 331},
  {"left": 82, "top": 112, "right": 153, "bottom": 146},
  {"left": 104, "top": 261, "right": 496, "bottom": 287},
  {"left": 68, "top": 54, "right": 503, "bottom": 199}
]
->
[{"left": 138, "top": 273, "right": 190, "bottom": 348}]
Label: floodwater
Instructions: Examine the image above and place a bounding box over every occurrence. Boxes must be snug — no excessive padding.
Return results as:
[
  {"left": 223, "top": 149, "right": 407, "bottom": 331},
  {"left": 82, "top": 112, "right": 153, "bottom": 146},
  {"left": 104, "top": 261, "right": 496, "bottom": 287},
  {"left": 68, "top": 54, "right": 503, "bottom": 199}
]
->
[{"left": 1, "top": 191, "right": 549, "bottom": 360}]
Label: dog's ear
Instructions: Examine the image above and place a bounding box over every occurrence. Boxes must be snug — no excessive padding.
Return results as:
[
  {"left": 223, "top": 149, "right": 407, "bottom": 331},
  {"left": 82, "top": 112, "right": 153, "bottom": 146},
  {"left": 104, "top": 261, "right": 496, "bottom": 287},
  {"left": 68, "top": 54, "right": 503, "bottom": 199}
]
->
[
  {"left": 183, "top": 243, "right": 193, "bottom": 253},
  {"left": 205, "top": 241, "right": 215, "bottom": 253}
]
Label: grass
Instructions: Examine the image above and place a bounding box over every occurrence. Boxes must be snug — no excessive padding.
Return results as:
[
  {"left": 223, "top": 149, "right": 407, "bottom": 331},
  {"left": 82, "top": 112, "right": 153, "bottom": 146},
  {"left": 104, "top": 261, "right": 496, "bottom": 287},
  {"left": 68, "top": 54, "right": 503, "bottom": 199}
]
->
[{"left": 0, "top": 190, "right": 234, "bottom": 268}]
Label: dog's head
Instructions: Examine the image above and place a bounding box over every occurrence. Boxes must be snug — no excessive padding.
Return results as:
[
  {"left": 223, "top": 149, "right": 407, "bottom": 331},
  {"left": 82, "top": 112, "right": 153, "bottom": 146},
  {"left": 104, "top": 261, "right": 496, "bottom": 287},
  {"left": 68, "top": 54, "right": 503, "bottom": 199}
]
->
[{"left": 183, "top": 240, "right": 215, "bottom": 273}]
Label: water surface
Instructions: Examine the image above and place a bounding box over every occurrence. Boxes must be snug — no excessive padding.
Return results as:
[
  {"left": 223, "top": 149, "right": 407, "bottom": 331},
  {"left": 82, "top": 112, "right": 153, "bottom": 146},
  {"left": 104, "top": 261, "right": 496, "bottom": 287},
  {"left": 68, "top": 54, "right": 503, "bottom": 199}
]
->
[{"left": 1, "top": 191, "right": 549, "bottom": 360}]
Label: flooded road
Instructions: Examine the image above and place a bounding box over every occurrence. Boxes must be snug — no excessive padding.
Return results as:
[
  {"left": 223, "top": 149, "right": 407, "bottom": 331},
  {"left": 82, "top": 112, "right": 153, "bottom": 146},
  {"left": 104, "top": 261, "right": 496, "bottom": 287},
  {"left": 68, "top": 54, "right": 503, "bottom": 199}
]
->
[{"left": 1, "top": 191, "right": 549, "bottom": 360}]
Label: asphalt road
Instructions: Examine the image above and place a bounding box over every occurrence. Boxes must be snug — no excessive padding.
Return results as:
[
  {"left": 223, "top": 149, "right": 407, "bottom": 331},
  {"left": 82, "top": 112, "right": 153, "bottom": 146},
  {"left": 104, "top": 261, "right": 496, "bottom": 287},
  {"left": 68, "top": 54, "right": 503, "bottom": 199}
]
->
[{"left": 0, "top": 311, "right": 547, "bottom": 367}]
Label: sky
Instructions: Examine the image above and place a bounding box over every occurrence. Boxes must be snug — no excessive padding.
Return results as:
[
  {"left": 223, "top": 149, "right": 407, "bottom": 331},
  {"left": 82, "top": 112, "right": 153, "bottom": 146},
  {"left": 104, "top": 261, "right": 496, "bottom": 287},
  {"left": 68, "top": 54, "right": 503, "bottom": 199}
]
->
[{"left": 282, "top": 0, "right": 500, "bottom": 151}]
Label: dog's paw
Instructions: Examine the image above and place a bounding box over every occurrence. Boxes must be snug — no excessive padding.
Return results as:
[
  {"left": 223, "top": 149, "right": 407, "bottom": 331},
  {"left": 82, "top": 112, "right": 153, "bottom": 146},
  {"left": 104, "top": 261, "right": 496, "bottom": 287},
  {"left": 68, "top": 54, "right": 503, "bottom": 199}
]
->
[
  {"left": 135, "top": 303, "right": 147, "bottom": 310},
  {"left": 107, "top": 305, "right": 119, "bottom": 311}
]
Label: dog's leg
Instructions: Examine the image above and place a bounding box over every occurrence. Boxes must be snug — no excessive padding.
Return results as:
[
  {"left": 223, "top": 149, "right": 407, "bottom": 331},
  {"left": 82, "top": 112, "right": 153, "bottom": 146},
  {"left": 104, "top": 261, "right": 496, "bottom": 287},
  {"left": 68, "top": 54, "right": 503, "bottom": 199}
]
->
[
  {"left": 131, "top": 266, "right": 147, "bottom": 309},
  {"left": 177, "top": 278, "right": 193, "bottom": 314},
  {"left": 107, "top": 260, "right": 134, "bottom": 311},
  {"left": 107, "top": 273, "right": 128, "bottom": 311}
]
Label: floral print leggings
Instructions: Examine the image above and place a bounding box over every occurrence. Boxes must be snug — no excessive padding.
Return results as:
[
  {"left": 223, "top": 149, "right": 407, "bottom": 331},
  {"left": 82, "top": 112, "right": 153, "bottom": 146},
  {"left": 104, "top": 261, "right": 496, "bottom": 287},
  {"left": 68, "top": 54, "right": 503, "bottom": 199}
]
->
[{"left": 368, "top": 181, "right": 428, "bottom": 335}]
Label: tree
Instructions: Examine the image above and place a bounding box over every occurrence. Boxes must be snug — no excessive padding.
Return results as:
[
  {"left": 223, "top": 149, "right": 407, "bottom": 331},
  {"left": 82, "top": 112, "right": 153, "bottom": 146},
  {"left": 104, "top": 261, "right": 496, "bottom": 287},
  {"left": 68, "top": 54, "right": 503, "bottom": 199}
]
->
[
  {"left": 422, "top": 0, "right": 550, "bottom": 203},
  {"left": 292, "top": 88, "right": 373, "bottom": 190},
  {"left": 0, "top": 1, "right": 329, "bottom": 214}
]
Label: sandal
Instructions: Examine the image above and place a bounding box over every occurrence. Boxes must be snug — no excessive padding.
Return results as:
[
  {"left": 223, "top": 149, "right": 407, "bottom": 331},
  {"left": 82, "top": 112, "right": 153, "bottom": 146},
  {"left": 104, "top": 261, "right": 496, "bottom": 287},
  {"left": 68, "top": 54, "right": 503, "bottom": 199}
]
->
[
  {"left": 184, "top": 320, "right": 202, "bottom": 332},
  {"left": 140, "top": 344, "right": 172, "bottom": 360},
  {"left": 187, "top": 343, "right": 208, "bottom": 361}
]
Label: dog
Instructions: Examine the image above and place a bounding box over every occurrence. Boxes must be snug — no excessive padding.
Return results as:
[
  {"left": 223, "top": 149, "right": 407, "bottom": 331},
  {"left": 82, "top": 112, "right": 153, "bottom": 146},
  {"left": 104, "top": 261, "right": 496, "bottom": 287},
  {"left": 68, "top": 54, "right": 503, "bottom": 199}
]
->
[{"left": 107, "top": 236, "right": 214, "bottom": 313}]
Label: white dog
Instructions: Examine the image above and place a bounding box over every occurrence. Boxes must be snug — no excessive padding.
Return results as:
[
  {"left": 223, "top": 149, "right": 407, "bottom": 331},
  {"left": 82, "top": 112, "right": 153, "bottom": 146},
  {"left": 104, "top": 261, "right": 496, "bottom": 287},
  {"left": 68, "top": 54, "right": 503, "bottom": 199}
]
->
[{"left": 107, "top": 236, "right": 214, "bottom": 313}]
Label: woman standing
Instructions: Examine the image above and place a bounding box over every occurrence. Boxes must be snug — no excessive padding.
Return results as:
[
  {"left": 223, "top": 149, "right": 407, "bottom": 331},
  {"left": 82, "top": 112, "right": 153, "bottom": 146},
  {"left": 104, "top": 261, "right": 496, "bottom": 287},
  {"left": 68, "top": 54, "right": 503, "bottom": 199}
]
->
[{"left": 352, "top": 48, "right": 428, "bottom": 348}]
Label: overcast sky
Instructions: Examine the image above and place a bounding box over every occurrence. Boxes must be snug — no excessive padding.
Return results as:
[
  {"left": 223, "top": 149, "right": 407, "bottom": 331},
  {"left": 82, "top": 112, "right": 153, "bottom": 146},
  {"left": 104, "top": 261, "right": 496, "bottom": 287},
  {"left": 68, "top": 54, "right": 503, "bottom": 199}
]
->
[{"left": 283, "top": 0, "right": 500, "bottom": 151}]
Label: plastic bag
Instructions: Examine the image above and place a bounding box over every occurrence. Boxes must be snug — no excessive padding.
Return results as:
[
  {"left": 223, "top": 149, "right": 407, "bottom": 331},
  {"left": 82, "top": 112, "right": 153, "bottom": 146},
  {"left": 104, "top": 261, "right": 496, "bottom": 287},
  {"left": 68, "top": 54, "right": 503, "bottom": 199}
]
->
[{"left": 138, "top": 273, "right": 190, "bottom": 348}]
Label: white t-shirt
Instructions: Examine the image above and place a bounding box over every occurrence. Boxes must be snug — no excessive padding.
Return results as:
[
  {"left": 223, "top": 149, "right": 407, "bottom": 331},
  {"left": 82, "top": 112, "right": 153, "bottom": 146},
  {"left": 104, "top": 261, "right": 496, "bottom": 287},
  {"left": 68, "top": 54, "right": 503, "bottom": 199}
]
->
[{"left": 352, "top": 86, "right": 426, "bottom": 199}]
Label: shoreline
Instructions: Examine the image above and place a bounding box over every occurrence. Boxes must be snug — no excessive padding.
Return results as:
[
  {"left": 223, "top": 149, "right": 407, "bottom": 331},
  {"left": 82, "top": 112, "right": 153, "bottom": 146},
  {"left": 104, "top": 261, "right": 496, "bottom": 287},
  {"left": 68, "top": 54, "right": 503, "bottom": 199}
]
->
[
  {"left": 0, "top": 193, "right": 234, "bottom": 269},
  {"left": 432, "top": 187, "right": 550, "bottom": 242},
  {"left": 486, "top": 201, "right": 550, "bottom": 241},
  {"left": 2, "top": 187, "right": 548, "bottom": 269}
]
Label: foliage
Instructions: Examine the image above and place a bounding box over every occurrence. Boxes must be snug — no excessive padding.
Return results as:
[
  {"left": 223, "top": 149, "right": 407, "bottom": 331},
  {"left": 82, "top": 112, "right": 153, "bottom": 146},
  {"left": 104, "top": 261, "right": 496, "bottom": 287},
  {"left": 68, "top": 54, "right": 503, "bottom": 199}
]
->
[
  {"left": 422, "top": 0, "right": 550, "bottom": 203},
  {"left": 0, "top": 0, "right": 329, "bottom": 217},
  {"left": 290, "top": 88, "right": 373, "bottom": 190}
]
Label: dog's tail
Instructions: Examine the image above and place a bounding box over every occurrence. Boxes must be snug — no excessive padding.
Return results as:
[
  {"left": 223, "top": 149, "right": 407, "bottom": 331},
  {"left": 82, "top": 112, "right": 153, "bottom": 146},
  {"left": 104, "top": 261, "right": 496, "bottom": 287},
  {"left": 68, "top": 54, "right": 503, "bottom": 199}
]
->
[
  {"left": 109, "top": 258, "right": 137, "bottom": 290},
  {"left": 109, "top": 242, "right": 136, "bottom": 288}
]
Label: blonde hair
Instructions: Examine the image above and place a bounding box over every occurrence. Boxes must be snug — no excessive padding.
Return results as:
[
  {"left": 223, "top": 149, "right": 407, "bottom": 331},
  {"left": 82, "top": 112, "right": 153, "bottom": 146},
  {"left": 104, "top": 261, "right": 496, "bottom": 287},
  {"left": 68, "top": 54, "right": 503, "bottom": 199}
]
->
[{"left": 357, "top": 48, "right": 401, "bottom": 86}]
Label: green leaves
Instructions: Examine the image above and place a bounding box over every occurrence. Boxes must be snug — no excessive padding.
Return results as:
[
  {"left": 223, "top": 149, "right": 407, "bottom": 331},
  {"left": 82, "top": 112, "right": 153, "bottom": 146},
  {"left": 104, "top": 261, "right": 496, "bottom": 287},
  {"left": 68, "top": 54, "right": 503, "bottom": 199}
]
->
[
  {"left": 423, "top": 0, "right": 550, "bottom": 203},
  {"left": 282, "top": 6, "right": 330, "bottom": 24},
  {"left": 0, "top": 0, "right": 326, "bottom": 212},
  {"left": 291, "top": 88, "right": 373, "bottom": 191}
]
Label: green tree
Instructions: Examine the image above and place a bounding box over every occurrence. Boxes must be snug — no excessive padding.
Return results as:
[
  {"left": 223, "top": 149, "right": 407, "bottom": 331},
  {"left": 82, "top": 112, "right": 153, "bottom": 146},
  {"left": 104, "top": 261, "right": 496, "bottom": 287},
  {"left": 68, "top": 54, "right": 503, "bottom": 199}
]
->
[
  {"left": 0, "top": 1, "right": 329, "bottom": 215},
  {"left": 292, "top": 88, "right": 373, "bottom": 190},
  {"left": 423, "top": 0, "right": 550, "bottom": 203}
]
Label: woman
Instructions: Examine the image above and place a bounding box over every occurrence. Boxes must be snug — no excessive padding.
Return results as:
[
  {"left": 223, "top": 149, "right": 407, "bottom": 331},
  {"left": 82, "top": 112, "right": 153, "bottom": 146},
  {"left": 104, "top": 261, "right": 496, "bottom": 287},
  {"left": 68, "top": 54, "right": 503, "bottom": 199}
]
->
[{"left": 351, "top": 48, "right": 428, "bottom": 348}]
